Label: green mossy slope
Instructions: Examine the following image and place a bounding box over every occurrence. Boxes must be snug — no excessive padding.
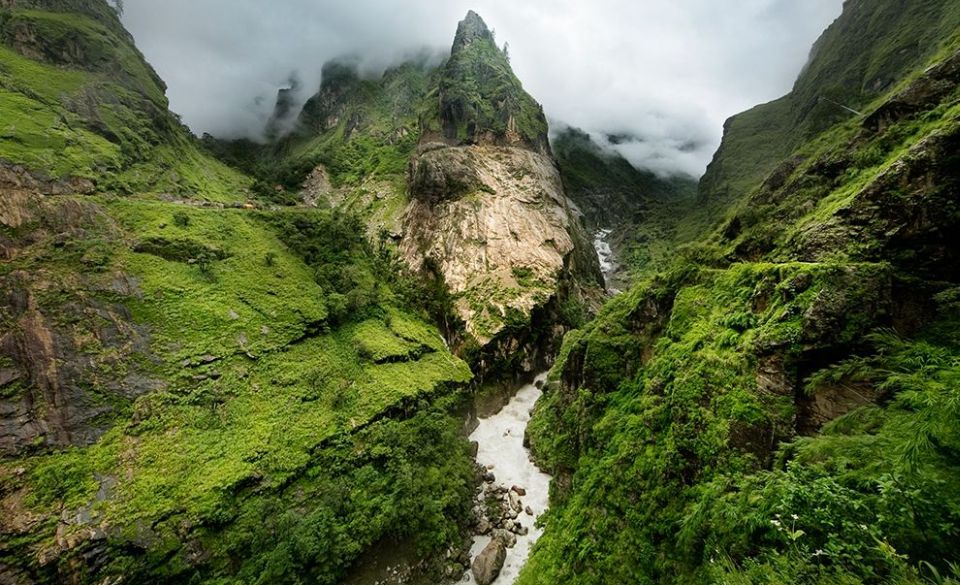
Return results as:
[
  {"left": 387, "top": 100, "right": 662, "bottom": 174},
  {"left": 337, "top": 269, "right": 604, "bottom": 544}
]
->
[
  {"left": 699, "top": 0, "right": 960, "bottom": 205},
  {"left": 0, "top": 195, "right": 474, "bottom": 583},
  {"left": 0, "top": 3, "right": 478, "bottom": 582},
  {"left": 523, "top": 3, "right": 960, "bottom": 583},
  {"left": 0, "top": 1, "right": 250, "bottom": 200}
]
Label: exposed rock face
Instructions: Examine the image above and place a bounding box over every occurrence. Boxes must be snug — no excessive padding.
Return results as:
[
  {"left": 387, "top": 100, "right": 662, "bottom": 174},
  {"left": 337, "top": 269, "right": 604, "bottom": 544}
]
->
[
  {"left": 0, "top": 188, "right": 161, "bottom": 455},
  {"left": 401, "top": 144, "right": 600, "bottom": 345},
  {"left": 299, "top": 164, "right": 334, "bottom": 207},
  {"left": 0, "top": 163, "right": 95, "bottom": 199},
  {"left": 398, "top": 12, "right": 601, "bottom": 359},
  {"left": 471, "top": 537, "right": 507, "bottom": 585},
  {"left": 296, "top": 60, "right": 363, "bottom": 135},
  {"left": 264, "top": 74, "right": 302, "bottom": 140}
]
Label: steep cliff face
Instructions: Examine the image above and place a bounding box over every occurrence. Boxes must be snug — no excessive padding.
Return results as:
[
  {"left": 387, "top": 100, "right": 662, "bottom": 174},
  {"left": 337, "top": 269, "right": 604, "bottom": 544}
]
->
[
  {"left": 0, "top": 189, "right": 160, "bottom": 456},
  {"left": 401, "top": 144, "right": 596, "bottom": 345},
  {"left": 422, "top": 10, "right": 550, "bottom": 154},
  {"left": 398, "top": 12, "right": 601, "bottom": 362},
  {"left": 523, "top": 1, "right": 960, "bottom": 583}
]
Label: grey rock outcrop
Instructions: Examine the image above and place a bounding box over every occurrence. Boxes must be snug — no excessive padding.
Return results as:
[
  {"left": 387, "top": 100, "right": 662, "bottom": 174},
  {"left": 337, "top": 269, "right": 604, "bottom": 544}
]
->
[{"left": 471, "top": 538, "right": 507, "bottom": 585}]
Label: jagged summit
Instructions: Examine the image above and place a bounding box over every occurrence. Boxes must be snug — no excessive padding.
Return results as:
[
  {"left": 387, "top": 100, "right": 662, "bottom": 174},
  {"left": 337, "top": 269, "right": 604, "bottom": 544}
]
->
[
  {"left": 428, "top": 10, "right": 550, "bottom": 153},
  {"left": 452, "top": 10, "right": 495, "bottom": 51}
]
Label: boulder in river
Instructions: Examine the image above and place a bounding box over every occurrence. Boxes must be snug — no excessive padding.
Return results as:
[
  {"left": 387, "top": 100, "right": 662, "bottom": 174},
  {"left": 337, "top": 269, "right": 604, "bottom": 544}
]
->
[
  {"left": 471, "top": 538, "right": 507, "bottom": 585},
  {"left": 493, "top": 529, "right": 517, "bottom": 548},
  {"left": 511, "top": 485, "right": 527, "bottom": 496},
  {"left": 508, "top": 490, "right": 522, "bottom": 512},
  {"left": 477, "top": 517, "right": 492, "bottom": 535}
]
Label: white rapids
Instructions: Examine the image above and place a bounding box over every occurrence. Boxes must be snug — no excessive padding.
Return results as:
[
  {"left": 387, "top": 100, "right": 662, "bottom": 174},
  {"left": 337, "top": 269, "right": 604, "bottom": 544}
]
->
[
  {"left": 461, "top": 374, "right": 552, "bottom": 584},
  {"left": 593, "top": 229, "right": 619, "bottom": 294}
]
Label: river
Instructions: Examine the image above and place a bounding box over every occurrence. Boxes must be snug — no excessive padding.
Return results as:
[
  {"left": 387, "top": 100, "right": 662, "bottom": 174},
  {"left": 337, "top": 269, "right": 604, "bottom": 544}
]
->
[
  {"left": 348, "top": 231, "right": 614, "bottom": 584},
  {"left": 594, "top": 229, "right": 620, "bottom": 294},
  {"left": 460, "top": 374, "right": 552, "bottom": 584}
]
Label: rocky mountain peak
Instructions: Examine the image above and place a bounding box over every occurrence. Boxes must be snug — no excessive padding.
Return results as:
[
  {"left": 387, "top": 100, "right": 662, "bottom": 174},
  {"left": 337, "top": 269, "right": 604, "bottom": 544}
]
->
[
  {"left": 432, "top": 10, "right": 550, "bottom": 153},
  {"left": 452, "top": 10, "right": 494, "bottom": 52}
]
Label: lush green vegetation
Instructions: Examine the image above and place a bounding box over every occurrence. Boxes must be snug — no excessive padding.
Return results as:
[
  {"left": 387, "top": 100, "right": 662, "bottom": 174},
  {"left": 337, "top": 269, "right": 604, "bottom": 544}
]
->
[
  {"left": 0, "top": 3, "right": 250, "bottom": 199},
  {"left": 0, "top": 8, "right": 479, "bottom": 576},
  {"left": 5, "top": 1, "right": 960, "bottom": 583},
  {"left": 526, "top": 290, "right": 960, "bottom": 584},
  {"left": 698, "top": 0, "right": 960, "bottom": 204},
  {"left": 0, "top": 193, "right": 474, "bottom": 583},
  {"left": 522, "top": 2, "right": 960, "bottom": 583},
  {"left": 426, "top": 11, "right": 549, "bottom": 152}
]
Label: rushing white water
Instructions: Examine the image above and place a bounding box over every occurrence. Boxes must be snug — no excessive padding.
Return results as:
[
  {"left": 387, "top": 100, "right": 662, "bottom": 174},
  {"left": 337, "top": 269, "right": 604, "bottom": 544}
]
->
[
  {"left": 594, "top": 229, "right": 620, "bottom": 294},
  {"left": 461, "top": 374, "right": 552, "bottom": 584}
]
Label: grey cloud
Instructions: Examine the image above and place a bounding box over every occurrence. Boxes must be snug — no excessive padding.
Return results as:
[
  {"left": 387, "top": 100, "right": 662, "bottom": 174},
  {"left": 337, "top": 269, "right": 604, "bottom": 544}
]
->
[{"left": 121, "top": 0, "right": 843, "bottom": 176}]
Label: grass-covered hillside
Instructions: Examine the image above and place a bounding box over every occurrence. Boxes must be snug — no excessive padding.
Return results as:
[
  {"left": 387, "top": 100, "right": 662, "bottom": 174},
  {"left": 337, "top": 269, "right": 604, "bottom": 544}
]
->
[
  {"left": 1, "top": 194, "right": 475, "bottom": 584},
  {"left": 0, "top": 2, "right": 481, "bottom": 583},
  {"left": 0, "top": 0, "right": 250, "bottom": 199},
  {"left": 699, "top": 0, "right": 960, "bottom": 205},
  {"left": 522, "top": 1, "right": 960, "bottom": 582}
]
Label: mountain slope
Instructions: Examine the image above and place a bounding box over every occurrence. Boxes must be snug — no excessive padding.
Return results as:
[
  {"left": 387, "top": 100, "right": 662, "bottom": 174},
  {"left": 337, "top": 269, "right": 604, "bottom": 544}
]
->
[
  {"left": 551, "top": 127, "right": 700, "bottom": 284},
  {"left": 699, "top": 0, "right": 960, "bottom": 205},
  {"left": 399, "top": 12, "right": 601, "bottom": 366},
  {"left": 0, "top": 3, "right": 481, "bottom": 584},
  {"left": 522, "top": 1, "right": 960, "bottom": 583},
  {"left": 231, "top": 12, "right": 603, "bottom": 378},
  {"left": 0, "top": 0, "right": 249, "bottom": 199}
]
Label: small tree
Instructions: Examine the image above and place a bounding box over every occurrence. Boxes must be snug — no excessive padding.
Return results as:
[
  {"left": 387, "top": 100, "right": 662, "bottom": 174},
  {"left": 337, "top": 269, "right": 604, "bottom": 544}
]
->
[
  {"left": 109, "top": 0, "right": 124, "bottom": 16},
  {"left": 503, "top": 42, "right": 511, "bottom": 63},
  {"left": 194, "top": 251, "right": 217, "bottom": 280}
]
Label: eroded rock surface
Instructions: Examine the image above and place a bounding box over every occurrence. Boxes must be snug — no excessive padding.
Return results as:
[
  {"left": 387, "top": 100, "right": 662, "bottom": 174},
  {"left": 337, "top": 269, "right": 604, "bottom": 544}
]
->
[
  {"left": 0, "top": 190, "right": 161, "bottom": 455},
  {"left": 401, "top": 144, "right": 599, "bottom": 344}
]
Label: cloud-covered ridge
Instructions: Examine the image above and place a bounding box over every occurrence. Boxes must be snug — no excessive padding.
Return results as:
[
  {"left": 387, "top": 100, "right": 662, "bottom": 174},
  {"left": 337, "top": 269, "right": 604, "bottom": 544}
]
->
[{"left": 121, "top": 0, "right": 843, "bottom": 177}]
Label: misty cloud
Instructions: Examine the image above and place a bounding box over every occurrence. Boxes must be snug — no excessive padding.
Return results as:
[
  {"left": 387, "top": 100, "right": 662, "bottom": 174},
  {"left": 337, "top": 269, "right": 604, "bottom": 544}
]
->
[{"left": 121, "top": 0, "right": 843, "bottom": 177}]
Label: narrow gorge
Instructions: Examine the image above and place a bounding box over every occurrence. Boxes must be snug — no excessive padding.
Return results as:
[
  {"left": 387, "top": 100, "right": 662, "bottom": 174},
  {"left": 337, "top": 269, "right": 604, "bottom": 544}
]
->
[{"left": 2, "top": 1, "right": 960, "bottom": 584}]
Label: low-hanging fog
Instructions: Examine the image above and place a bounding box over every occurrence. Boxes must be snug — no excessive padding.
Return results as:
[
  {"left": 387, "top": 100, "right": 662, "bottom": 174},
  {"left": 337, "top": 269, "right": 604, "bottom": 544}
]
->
[{"left": 120, "top": 0, "right": 844, "bottom": 178}]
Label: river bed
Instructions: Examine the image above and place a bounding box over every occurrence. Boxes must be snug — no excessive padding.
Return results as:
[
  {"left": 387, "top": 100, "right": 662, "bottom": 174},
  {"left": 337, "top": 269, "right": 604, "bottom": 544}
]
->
[
  {"left": 594, "top": 229, "right": 620, "bottom": 294},
  {"left": 461, "top": 374, "right": 552, "bottom": 584}
]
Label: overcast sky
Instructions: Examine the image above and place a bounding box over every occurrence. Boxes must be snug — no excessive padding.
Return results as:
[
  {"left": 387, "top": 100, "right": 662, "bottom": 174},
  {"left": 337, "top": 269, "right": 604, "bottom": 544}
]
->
[{"left": 121, "top": 0, "right": 843, "bottom": 177}]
